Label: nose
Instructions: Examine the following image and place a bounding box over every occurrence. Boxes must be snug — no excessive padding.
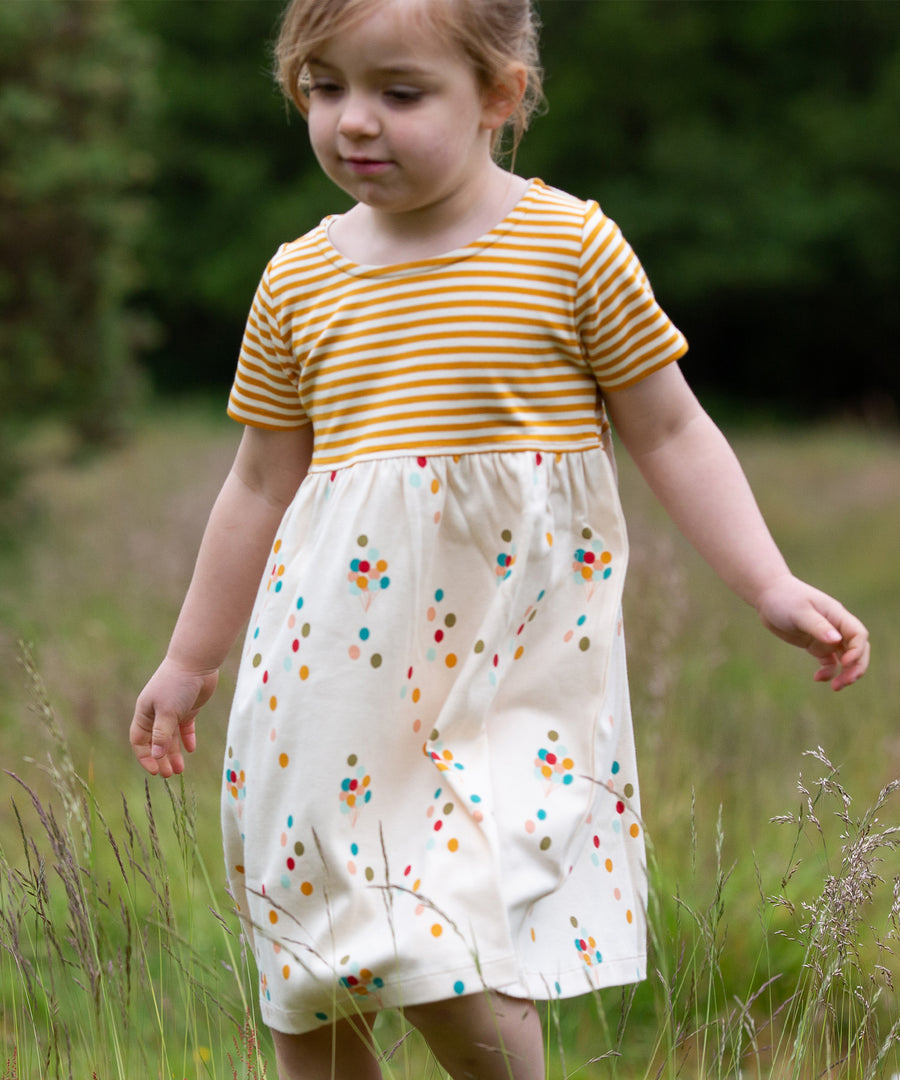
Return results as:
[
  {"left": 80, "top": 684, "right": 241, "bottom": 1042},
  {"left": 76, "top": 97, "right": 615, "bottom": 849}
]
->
[{"left": 337, "top": 92, "right": 380, "bottom": 139}]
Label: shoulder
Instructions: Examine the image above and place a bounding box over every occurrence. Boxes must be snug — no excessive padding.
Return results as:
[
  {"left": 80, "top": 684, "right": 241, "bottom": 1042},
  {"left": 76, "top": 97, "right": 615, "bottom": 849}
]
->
[
  {"left": 525, "top": 180, "right": 604, "bottom": 224},
  {"left": 258, "top": 219, "right": 338, "bottom": 300}
]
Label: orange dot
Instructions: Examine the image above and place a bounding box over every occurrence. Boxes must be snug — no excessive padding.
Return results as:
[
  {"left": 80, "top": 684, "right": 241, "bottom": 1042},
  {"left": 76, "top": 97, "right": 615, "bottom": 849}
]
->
[
  {"left": 412, "top": 688, "right": 421, "bottom": 703},
  {"left": 563, "top": 757, "right": 574, "bottom": 769},
  {"left": 376, "top": 559, "right": 388, "bottom": 572},
  {"left": 431, "top": 924, "right": 443, "bottom": 937},
  {"left": 356, "top": 576, "right": 369, "bottom": 589},
  {"left": 269, "top": 696, "right": 278, "bottom": 711},
  {"left": 274, "top": 540, "right": 282, "bottom": 554},
  {"left": 269, "top": 911, "right": 278, "bottom": 925},
  {"left": 279, "top": 752, "right": 289, "bottom": 768},
  {"left": 530, "top": 927, "right": 536, "bottom": 942},
  {"left": 581, "top": 566, "right": 593, "bottom": 581},
  {"left": 626, "top": 909, "right": 633, "bottom": 924},
  {"left": 301, "top": 881, "right": 313, "bottom": 896},
  {"left": 601, "top": 551, "right": 612, "bottom": 564},
  {"left": 431, "top": 479, "right": 440, "bottom": 494},
  {"left": 605, "top": 858, "right": 613, "bottom": 872},
  {"left": 546, "top": 532, "right": 553, "bottom": 546},
  {"left": 447, "top": 838, "right": 459, "bottom": 852},
  {"left": 234, "top": 864, "right": 245, "bottom": 875},
  {"left": 514, "top": 646, "right": 524, "bottom": 660},
  {"left": 445, "top": 653, "right": 458, "bottom": 668},
  {"left": 541, "top": 765, "right": 553, "bottom": 779},
  {"left": 277, "top": 564, "right": 285, "bottom": 576},
  {"left": 299, "top": 665, "right": 309, "bottom": 680},
  {"left": 629, "top": 823, "right": 640, "bottom": 838},
  {"left": 413, "top": 878, "right": 421, "bottom": 891},
  {"left": 282, "top": 965, "right": 290, "bottom": 980}
]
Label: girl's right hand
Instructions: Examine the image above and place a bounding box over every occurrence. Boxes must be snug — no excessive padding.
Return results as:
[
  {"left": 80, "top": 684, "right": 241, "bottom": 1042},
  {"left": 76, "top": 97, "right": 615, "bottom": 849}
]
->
[{"left": 130, "top": 659, "right": 219, "bottom": 777}]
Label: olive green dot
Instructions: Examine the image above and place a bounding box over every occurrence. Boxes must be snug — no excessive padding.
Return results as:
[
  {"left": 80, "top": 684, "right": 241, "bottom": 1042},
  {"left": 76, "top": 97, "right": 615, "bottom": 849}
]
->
[
  {"left": 252, "top": 654, "right": 262, "bottom": 668},
  {"left": 365, "top": 866, "right": 374, "bottom": 882},
  {"left": 370, "top": 653, "right": 382, "bottom": 668},
  {"left": 624, "top": 783, "right": 634, "bottom": 799},
  {"left": 501, "top": 529, "right": 512, "bottom": 542},
  {"left": 548, "top": 730, "right": 559, "bottom": 742},
  {"left": 443, "top": 803, "right": 454, "bottom": 815},
  {"left": 228, "top": 746, "right": 233, "bottom": 758},
  {"left": 357, "top": 535, "right": 368, "bottom": 547},
  {"left": 540, "top": 836, "right": 552, "bottom": 851},
  {"left": 582, "top": 527, "right": 593, "bottom": 539},
  {"left": 570, "top": 915, "right": 579, "bottom": 928},
  {"left": 301, "top": 623, "right": 311, "bottom": 637},
  {"left": 528, "top": 610, "right": 537, "bottom": 622},
  {"left": 579, "top": 636, "right": 591, "bottom": 651},
  {"left": 444, "top": 613, "right": 457, "bottom": 628},
  {"left": 294, "top": 841, "right": 305, "bottom": 857},
  {"left": 340, "top": 954, "right": 350, "bottom": 966},
  {"left": 430, "top": 728, "right": 440, "bottom": 742},
  {"left": 474, "top": 640, "right": 485, "bottom": 654},
  {"left": 347, "top": 754, "right": 358, "bottom": 767}
]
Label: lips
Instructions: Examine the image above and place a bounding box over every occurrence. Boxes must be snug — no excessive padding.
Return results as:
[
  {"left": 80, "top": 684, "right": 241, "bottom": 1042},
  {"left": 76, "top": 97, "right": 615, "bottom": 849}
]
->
[{"left": 344, "top": 157, "right": 393, "bottom": 176}]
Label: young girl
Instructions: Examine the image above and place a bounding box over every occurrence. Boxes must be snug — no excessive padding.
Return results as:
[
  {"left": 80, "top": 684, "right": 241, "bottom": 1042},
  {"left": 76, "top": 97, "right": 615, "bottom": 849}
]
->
[{"left": 130, "top": 1, "right": 870, "bottom": 1077}]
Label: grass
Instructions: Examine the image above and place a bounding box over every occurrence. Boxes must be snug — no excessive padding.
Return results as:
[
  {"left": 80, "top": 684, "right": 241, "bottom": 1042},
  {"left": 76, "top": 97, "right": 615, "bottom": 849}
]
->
[{"left": 1, "top": 401, "right": 899, "bottom": 1077}]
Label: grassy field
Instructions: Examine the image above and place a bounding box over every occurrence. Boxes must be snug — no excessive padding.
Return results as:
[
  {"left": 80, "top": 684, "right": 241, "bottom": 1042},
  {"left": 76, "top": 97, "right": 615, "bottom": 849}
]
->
[{"left": 1, "top": 401, "right": 898, "bottom": 1078}]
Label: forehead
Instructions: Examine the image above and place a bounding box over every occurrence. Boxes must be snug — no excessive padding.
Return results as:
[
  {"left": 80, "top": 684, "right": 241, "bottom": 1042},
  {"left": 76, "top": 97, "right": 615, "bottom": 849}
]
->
[{"left": 312, "top": 0, "right": 460, "bottom": 63}]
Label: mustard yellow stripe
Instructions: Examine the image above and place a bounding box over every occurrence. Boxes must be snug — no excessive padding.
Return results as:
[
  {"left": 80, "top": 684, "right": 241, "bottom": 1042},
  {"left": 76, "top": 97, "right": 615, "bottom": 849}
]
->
[
  {"left": 317, "top": 413, "right": 598, "bottom": 451},
  {"left": 303, "top": 353, "right": 581, "bottom": 388},
  {"left": 311, "top": 378, "right": 595, "bottom": 412},
  {"left": 315, "top": 400, "right": 597, "bottom": 436}
]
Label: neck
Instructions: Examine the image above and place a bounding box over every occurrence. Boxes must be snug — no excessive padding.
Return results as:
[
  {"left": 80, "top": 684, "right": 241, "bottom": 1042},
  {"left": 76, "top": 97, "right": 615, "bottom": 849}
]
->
[{"left": 332, "top": 165, "right": 529, "bottom": 266}]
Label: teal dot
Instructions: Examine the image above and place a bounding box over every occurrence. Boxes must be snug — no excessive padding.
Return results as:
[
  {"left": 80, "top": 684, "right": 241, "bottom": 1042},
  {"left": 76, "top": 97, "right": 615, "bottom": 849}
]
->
[
  {"left": 537, "top": 809, "right": 547, "bottom": 820},
  {"left": 470, "top": 794, "right": 482, "bottom": 803},
  {"left": 253, "top": 628, "right": 260, "bottom": 639},
  {"left": 611, "top": 761, "right": 620, "bottom": 774},
  {"left": 435, "top": 589, "right": 444, "bottom": 602},
  {"left": 275, "top": 581, "right": 283, "bottom": 593},
  {"left": 453, "top": 981, "right": 465, "bottom": 995},
  {"left": 315, "top": 1011, "right": 328, "bottom": 1022},
  {"left": 297, "top": 597, "right": 304, "bottom": 610},
  {"left": 360, "top": 627, "right": 370, "bottom": 641},
  {"left": 577, "top": 614, "right": 587, "bottom": 626},
  {"left": 287, "top": 815, "right": 293, "bottom": 827},
  {"left": 537, "top": 590, "right": 545, "bottom": 601},
  {"left": 351, "top": 843, "right": 359, "bottom": 856}
]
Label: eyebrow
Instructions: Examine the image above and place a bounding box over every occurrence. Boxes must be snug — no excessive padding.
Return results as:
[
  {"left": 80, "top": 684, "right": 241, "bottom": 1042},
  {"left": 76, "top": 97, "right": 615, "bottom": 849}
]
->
[{"left": 307, "top": 57, "right": 433, "bottom": 78}]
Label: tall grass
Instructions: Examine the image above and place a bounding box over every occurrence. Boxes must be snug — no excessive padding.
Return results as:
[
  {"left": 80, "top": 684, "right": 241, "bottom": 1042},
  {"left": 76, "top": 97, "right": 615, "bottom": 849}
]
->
[{"left": 1, "top": 408, "right": 898, "bottom": 1077}]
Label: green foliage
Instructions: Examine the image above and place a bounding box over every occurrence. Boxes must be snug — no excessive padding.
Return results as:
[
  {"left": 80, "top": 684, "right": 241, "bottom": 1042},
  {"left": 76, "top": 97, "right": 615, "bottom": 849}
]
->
[
  {"left": 0, "top": 0, "right": 156, "bottom": 469},
  {"left": 518, "top": 1, "right": 900, "bottom": 416}
]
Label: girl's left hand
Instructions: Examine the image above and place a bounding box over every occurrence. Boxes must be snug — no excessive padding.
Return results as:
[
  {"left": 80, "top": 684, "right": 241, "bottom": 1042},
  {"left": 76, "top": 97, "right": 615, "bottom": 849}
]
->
[{"left": 755, "top": 575, "right": 870, "bottom": 690}]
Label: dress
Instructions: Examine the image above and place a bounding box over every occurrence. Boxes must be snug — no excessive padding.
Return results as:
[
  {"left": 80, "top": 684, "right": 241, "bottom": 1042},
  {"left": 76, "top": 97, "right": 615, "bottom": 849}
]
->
[{"left": 221, "top": 180, "right": 687, "bottom": 1035}]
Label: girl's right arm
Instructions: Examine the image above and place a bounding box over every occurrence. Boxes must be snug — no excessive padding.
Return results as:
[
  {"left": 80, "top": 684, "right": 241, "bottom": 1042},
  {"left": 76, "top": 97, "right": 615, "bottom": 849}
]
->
[{"left": 130, "top": 424, "right": 314, "bottom": 778}]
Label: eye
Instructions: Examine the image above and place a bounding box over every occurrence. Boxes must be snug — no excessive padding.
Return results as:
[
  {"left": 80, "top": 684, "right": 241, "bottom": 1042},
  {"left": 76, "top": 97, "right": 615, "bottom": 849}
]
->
[
  {"left": 384, "top": 87, "right": 424, "bottom": 105},
  {"left": 309, "top": 79, "right": 343, "bottom": 96}
]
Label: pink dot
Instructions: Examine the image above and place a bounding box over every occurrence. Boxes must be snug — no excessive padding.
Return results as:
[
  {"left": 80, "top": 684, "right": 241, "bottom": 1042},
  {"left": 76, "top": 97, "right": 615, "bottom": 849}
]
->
[
  {"left": 347, "top": 861, "right": 356, "bottom": 874},
  {"left": 563, "top": 630, "right": 574, "bottom": 642},
  {"left": 525, "top": 820, "right": 536, "bottom": 834},
  {"left": 427, "top": 607, "right": 436, "bottom": 621},
  {"left": 473, "top": 810, "right": 484, "bottom": 823},
  {"left": 348, "top": 645, "right": 361, "bottom": 660}
]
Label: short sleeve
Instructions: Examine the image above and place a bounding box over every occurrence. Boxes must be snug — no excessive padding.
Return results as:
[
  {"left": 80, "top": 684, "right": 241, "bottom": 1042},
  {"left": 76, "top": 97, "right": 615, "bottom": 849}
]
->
[
  {"left": 227, "top": 255, "right": 311, "bottom": 430},
  {"left": 576, "top": 202, "right": 687, "bottom": 391}
]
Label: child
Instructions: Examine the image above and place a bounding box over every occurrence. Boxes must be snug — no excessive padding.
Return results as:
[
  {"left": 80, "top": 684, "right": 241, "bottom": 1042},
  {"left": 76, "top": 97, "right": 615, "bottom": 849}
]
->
[{"left": 130, "top": 1, "right": 870, "bottom": 1077}]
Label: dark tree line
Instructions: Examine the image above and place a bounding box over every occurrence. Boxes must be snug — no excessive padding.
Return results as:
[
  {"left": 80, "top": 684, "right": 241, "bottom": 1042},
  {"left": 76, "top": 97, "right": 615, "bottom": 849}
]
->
[{"left": 2, "top": 0, "right": 898, "bottom": 480}]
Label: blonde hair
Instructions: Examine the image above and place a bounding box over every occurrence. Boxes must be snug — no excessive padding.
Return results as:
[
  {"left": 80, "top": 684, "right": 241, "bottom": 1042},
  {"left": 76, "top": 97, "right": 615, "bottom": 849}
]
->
[{"left": 273, "top": 0, "right": 544, "bottom": 159}]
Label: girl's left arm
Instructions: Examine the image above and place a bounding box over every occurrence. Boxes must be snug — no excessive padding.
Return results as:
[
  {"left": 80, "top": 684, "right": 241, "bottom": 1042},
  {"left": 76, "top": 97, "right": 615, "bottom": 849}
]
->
[{"left": 604, "top": 363, "right": 870, "bottom": 690}]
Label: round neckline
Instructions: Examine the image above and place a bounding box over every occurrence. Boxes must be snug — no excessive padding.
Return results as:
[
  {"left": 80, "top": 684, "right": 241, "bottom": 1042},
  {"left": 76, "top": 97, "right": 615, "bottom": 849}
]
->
[{"left": 315, "top": 178, "right": 542, "bottom": 279}]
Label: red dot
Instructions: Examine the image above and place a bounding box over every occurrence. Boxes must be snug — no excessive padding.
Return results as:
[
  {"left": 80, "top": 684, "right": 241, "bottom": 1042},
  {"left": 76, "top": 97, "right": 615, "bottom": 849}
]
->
[
  {"left": 536, "top": 453, "right": 542, "bottom": 465},
  {"left": 616, "top": 801, "right": 625, "bottom": 815},
  {"left": 417, "top": 457, "right": 427, "bottom": 467},
  {"left": 292, "top": 640, "right": 300, "bottom": 652},
  {"left": 287, "top": 858, "right": 295, "bottom": 870},
  {"left": 408, "top": 667, "right": 413, "bottom": 679},
  {"left": 435, "top": 629, "right": 444, "bottom": 643},
  {"left": 263, "top": 671, "right": 269, "bottom": 683},
  {"left": 545, "top": 753, "right": 557, "bottom": 765},
  {"left": 434, "top": 820, "right": 443, "bottom": 832},
  {"left": 493, "top": 655, "right": 499, "bottom": 667},
  {"left": 404, "top": 865, "right": 412, "bottom": 876},
  {"left": 349, "top": 779, "right": 358, "bottom": 791},
  {"left": 593, "top": 835, "right": 600, "bottom": 848},
  {"left": 346, "top": 975, "right": 358, "bottom": 986},
  {"left": 359, "top": 560, "right": 370, "bottom": 573},
  {"left": 517, "top": 624, "right": 525, "bottom": 635},
  {"left": 584, "top": 551, "right": 595, "bottom": 564}
]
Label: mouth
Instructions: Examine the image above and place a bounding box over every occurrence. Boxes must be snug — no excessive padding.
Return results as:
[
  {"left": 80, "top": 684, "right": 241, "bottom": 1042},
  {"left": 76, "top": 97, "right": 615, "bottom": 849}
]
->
[{"left": 343, "top": 157, "right": 393, "bottom": 176}]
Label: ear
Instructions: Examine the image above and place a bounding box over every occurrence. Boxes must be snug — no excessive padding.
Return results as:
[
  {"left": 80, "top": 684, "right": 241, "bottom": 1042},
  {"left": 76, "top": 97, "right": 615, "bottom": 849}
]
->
[{"left": 480, "top": 63, "right": 528, "bottom": 132}]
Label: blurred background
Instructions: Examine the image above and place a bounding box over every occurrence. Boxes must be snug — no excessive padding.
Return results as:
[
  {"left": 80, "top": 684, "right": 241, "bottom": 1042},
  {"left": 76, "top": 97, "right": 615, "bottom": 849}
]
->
[{"left": 1, "top": 0, "right": 899, "bottom": 485}]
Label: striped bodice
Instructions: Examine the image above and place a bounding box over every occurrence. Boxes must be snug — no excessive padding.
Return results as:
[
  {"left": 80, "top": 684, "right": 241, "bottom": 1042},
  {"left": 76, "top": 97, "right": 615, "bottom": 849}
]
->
[{"left": 228, "top": 180, "right": 687, "bottom": 471}]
